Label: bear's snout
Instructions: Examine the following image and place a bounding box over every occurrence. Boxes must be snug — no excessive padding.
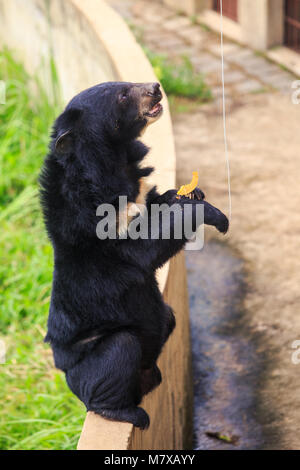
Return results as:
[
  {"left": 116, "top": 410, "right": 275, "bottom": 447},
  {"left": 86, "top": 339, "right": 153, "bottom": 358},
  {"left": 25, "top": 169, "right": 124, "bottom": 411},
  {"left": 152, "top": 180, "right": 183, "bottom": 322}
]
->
[
  {"left": 136, "top": 82, "right": 163, "bottom": 121},
  {"left": 144, "top": 82, "right": 161, "bottom": 98}
]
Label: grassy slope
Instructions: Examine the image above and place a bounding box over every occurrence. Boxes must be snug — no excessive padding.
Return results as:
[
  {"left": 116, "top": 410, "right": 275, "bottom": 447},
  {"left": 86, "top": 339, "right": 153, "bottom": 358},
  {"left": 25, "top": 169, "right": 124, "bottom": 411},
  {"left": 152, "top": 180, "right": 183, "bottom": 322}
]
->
[{"left": 0, "top": 50, "right": 84, "bottom": 450}]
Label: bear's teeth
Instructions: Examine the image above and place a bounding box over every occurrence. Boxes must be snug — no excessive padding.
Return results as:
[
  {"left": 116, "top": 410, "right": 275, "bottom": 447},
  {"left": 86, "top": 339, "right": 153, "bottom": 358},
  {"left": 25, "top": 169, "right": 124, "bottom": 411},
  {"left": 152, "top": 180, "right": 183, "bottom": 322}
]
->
[{"left": 150, "top": 104, "right": 160, "bottom": 114}]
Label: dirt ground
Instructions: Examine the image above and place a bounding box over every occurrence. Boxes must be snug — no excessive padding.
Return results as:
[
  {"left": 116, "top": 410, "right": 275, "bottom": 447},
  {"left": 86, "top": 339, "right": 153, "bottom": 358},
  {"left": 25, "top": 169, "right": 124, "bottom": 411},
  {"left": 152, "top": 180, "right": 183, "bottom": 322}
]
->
[{"left": 175, "top": 93, "right": 300, "bottom": 449}]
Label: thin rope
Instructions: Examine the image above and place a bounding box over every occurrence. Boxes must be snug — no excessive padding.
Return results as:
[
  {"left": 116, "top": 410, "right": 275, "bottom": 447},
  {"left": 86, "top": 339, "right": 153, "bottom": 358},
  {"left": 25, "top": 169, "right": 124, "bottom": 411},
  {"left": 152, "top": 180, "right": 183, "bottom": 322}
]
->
[{"left": 220, "top": 0, "right": 232, "bottom": 223}]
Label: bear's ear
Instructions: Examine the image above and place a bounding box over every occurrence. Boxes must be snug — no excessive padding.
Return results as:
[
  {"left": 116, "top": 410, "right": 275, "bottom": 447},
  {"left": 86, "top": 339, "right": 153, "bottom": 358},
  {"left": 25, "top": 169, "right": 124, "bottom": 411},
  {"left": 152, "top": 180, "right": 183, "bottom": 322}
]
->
[
  {"left": 54, "top": 108, "right": 83, "bottom": 156},
  {"left": 55, "top": 130, "right": 73, "bottom": 155}
]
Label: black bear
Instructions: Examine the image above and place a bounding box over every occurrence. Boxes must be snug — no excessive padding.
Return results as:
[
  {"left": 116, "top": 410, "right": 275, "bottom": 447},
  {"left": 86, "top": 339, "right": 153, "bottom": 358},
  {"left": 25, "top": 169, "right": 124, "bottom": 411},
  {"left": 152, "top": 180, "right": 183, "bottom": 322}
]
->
[{"left": 40, "top": 82, "right": 228, "bottom": 429}]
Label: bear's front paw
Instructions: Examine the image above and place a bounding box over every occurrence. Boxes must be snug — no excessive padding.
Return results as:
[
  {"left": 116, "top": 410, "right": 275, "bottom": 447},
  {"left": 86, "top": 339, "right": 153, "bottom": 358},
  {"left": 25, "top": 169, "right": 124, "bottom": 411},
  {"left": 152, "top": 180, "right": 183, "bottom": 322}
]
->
[
  {"left": 157, "top": 189, "right": 179, "bottom": 205},
  {"left": 191, "top": 187, "right": 205, "bottom": 201},
  {"left": 216, "top": 213, "right": 229, "bottom": 234}
]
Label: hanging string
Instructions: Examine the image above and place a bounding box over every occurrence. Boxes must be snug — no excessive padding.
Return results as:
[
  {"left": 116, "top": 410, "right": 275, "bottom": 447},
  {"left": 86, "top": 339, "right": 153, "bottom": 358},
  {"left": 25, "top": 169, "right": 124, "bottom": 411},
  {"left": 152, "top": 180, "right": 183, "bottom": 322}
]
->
[{"left": 220, "top": 0, "right": 232, "bottom": 223}]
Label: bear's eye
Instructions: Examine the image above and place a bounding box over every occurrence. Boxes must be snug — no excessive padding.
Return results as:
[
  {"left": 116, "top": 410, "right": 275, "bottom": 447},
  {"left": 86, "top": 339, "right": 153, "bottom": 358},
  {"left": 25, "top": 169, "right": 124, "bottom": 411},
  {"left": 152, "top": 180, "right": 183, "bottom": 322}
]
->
[{"left": 119, "top": 92, "right": 128, "bottom": 103}]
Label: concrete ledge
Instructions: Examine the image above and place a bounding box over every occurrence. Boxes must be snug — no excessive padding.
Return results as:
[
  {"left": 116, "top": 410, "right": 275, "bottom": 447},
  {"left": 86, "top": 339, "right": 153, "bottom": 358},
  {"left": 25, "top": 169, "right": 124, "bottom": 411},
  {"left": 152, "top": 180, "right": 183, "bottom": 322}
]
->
[
  {"left": 73, "top": 1, "right": 192, "bottom": 450},
  {"left": 267, "top": 46, "right": 300, "bottom": 78}
]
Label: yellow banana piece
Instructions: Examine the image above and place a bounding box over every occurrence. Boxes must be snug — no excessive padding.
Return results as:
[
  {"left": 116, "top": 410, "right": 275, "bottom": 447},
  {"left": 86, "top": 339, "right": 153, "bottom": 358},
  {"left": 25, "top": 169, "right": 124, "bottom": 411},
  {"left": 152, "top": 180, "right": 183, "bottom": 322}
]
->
[{"left": 177, "top": 171, "right": 199, "bottom": 196}]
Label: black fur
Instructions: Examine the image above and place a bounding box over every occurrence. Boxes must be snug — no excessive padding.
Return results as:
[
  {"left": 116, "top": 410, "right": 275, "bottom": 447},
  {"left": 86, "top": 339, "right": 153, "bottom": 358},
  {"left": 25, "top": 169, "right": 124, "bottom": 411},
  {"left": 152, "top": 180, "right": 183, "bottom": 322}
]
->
[{"left": 40, "top": 82, "right": 228, "bottom": 429}]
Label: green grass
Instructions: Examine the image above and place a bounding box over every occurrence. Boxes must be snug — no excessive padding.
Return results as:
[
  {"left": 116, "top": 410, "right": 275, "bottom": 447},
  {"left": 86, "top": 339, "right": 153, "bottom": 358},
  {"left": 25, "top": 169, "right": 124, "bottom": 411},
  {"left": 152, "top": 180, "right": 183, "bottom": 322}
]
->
[
  {"left": 144, "top": 48, "right": 212, "bottom": 100},
  {"left": 0, "top": 49, "right": 85, "bottom": 450},
  {"left": 189, "top": 15, "right": 198, "bottom": 25}
]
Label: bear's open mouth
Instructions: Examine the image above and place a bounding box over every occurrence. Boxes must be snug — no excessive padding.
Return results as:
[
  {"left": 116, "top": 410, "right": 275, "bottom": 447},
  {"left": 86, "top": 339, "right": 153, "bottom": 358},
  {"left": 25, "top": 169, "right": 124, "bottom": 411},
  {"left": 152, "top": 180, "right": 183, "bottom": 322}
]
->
[{"left": 145, "top": 101, "right": 163, "bottom": 118}]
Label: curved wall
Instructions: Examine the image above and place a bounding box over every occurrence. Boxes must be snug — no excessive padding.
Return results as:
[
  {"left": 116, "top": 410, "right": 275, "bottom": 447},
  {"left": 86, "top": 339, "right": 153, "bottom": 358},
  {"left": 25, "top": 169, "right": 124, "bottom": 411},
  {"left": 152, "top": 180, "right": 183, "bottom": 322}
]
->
[{"left": 0, "top": 0, "right": 118, "bottom": 102}]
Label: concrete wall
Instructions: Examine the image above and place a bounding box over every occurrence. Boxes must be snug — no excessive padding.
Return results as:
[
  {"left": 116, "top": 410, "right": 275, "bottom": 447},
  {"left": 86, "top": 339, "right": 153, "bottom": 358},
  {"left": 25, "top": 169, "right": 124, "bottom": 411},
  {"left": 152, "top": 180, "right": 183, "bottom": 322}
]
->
[
  {"left": 239, "top": 0, "right": 284, "bottom": 50},
  {"left": 164, "top": 0, "right": 285, "bottom": 51},
  {"left": 0, "top": 0, "right": 118, "bottom": 103},
  {"left": 0, "top": 0, "right": 193, "bottom": 450}
]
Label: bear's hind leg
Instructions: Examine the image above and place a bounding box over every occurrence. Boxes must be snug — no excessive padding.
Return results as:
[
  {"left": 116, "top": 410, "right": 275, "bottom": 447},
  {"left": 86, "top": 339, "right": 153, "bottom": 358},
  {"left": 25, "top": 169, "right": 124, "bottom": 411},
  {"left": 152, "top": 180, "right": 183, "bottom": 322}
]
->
[
  {"left": 140, "top": 364, "right": 162, "bottom": 396},
  {"left": 66, "top": 331, "right": 149, "bottom": 429}
]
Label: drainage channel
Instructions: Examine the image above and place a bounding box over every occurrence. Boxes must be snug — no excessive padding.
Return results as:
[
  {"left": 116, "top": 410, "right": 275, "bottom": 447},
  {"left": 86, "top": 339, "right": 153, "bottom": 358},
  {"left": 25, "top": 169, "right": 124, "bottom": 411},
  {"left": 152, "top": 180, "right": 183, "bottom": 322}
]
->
[{"left": 185, "top": 240, "right": 264, "bottom": 450}]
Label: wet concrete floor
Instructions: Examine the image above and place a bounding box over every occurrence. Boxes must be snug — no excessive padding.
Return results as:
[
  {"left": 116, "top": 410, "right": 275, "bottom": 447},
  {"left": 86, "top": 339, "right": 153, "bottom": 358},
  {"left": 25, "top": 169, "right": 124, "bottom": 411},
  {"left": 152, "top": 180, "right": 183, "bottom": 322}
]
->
[{"left": 186, "top": 240, "right": 266, "bottom": 450}]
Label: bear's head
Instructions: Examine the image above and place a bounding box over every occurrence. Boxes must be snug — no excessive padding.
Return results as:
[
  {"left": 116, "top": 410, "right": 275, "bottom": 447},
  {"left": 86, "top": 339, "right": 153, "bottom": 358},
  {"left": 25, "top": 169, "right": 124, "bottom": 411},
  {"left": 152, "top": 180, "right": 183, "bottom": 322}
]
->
[{"left": 52, "top": 82, "right": 163, "bottom": 156}]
